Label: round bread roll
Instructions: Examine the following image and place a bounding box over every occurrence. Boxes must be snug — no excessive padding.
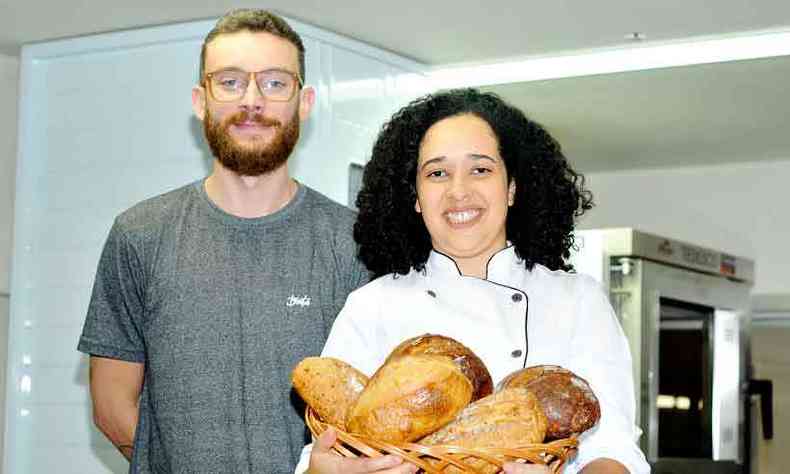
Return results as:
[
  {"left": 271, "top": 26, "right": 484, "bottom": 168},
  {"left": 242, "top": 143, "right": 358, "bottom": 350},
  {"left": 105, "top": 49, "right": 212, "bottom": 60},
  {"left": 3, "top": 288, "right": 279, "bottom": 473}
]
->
[
  {"left": 385, "top": 333, "right": 493, "bottom": 401},
  {"left": 497, "top": 365, "right": 600, "bottom": 439},
  {"left": 421, "top": 387, "right": 548, "bottom": 474},
  {"left": 346, "top": 354, "right": 473, "bottom": 443},
  {"left": 291, "top": 357, "right": 368, "bottom": 430},
  {"left": 496, "top": 364, "right": 550, "bottom": 387}
]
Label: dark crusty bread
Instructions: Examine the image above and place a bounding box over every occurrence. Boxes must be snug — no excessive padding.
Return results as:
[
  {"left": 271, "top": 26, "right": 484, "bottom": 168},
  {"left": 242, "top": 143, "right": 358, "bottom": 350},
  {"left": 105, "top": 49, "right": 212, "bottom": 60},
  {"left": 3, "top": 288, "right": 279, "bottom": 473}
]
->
[
  {"left": 385, "top": 333, "right": 493, "bottom": 402},
  {"left": 497, "top": 365, "right": 600, "bottom": 439},
  {"left": 346, "top": 354, "right": 473, "bottom": 443},
  {"left": 291, "top": 357, "right": 369, "bottom": 431}
]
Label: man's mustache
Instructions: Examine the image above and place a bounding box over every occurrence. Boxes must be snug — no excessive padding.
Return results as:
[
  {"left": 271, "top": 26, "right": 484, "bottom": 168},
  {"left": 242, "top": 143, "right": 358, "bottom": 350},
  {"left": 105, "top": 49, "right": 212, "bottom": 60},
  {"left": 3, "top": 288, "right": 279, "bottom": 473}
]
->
[{"left": 225, "top": 111, "right": 281, "bottom": 128}]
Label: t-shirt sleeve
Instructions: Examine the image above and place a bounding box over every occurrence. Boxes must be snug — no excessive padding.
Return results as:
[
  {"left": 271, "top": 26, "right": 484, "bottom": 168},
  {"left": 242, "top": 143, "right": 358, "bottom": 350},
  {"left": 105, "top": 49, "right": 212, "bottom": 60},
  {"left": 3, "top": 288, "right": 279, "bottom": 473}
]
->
[
  {"left": 77, "top": 219, "right": 146, "bottom": 363},
  {"left": 345, "top": 254, "right": 372, "bottom": 296},
  {"left": 564, "top": 276, "right": 650, "bottom": 474},
  {"left": 329, "top": 221, "right": 371, "bottom": 331}
]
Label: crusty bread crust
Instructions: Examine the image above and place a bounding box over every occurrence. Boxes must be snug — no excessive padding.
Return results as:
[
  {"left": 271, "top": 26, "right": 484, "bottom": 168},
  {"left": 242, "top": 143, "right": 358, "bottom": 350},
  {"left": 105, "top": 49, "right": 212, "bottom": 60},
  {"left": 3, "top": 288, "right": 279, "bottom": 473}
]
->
[
  {"left": 420, "top": 387, "right": 548, "bottom": 473},
  {"left": 498, "top": 365, "right": 600, "bottom": 439},
  {"left": 346, "top": 354, "right": 473, "bottom": 443},
  {"left": 385, "top": 333, "right": 493, "bottom": 402},
  {"left": 291, "top": 357, "right": 369, "bottom": 430}
]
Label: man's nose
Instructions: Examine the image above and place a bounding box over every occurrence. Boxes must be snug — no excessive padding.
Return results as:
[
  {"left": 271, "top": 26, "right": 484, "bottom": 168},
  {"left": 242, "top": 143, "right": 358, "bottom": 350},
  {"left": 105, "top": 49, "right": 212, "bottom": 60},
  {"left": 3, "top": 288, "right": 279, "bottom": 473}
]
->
[{"left": 239, "top": 77, "right": 266, "bottom": 111}]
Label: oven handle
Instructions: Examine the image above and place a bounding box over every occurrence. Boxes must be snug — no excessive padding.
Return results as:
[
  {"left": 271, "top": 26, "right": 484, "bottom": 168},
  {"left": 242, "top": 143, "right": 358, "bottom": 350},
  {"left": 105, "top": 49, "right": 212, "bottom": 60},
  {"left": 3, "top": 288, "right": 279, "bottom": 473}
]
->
[{"left": 748, "top": 378, "right": 774, "bottom": 440}]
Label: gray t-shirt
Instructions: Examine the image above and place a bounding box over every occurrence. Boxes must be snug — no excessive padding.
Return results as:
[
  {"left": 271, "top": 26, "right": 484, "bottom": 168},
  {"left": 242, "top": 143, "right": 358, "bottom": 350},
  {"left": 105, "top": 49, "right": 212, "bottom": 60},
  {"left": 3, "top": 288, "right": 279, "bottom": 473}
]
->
[{"left": 78, "top": 180, "right": 370, "bottom": 473}]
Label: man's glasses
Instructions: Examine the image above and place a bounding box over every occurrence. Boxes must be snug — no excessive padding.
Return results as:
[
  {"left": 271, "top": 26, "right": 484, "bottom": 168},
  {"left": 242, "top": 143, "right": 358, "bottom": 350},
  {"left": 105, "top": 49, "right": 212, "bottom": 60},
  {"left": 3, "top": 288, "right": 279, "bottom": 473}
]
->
[{"left": 204, "top": 68, "right": 303, "bottom": 103}]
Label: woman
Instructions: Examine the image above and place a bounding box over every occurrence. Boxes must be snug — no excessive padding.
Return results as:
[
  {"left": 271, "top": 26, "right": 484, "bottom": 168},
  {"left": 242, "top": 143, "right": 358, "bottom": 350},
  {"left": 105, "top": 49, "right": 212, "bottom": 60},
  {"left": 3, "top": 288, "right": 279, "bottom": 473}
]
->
[{"left": 300, "top": 89, "right": 649, "bottom": 474}]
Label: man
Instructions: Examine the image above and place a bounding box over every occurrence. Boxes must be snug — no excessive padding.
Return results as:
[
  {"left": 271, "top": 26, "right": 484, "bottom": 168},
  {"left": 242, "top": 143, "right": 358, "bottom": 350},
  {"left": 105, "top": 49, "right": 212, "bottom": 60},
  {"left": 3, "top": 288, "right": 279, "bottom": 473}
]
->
[{"left": 78, "top": 10, "right": 369, "bottom": 473}]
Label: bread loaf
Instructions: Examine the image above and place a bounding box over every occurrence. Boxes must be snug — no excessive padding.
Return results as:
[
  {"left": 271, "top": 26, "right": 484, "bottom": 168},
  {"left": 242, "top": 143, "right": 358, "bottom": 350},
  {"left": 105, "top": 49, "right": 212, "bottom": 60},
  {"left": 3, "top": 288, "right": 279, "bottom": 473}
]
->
[
  {"left": 346, "top": 354, "right": 473, "bottom": 443},
  {"left": 291, "top": 357, "right": 368, "bottom": 430},
  {"left": 385, "top": 333, "right": 493, "bottom": 401},
  {"left": 497, "top": 365, "right": 600, "bottom": 439},
  {"left": 420, "top": 387, "right": 548, "bottom": 473}
]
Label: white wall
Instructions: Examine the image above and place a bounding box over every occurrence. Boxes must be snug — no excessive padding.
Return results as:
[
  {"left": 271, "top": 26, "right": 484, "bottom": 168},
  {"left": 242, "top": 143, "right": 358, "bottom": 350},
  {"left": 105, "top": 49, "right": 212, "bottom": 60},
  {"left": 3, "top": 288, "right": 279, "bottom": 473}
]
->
[
  {"left": 579, "top": 158, "right": 789, "bottom": 299},
  {"left": 0, "top": 52, "right": 19, "bottom": 474},
  {"left": 751, "top": 321, "right": 790, "bottom": 474},
  {"left": 0, "top": 54, "right": 17, "bottom": 292},
  {"left": 6, "top": 18, "right": 424, "bottom": 474}
]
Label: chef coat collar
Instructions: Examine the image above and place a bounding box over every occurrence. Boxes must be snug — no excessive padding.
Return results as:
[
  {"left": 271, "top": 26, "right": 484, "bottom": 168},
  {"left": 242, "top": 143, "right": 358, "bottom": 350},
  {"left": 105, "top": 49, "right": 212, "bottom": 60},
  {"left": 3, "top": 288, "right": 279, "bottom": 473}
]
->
[{"left": 425, "top": 244, "right": 523, "bottom": 283}]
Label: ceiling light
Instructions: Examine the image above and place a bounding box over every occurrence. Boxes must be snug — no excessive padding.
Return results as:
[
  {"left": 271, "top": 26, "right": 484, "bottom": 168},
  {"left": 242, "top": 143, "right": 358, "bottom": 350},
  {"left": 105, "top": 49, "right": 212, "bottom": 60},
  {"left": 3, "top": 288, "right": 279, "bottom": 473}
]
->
[{"left": 430, "top": 28, "right": 790, "bottom": 89}]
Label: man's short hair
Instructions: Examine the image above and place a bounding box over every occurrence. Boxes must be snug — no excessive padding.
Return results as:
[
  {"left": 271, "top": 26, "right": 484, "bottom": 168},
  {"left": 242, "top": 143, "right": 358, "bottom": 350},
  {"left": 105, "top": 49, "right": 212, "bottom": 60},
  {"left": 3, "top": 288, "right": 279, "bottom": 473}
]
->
[{"left": 200, "top": 9, "right": 306, "bottom": 82}]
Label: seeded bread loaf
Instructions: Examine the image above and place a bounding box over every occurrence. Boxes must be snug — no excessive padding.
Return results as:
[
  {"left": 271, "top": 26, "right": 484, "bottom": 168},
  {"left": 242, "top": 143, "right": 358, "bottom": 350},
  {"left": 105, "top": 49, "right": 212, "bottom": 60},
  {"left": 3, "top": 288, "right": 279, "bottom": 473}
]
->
[
  {"left": 291, "top": 357, "right": 369, "bottom": 430},
  {"left": 420, "top": 387, "right": 548, "bottom": 473}
]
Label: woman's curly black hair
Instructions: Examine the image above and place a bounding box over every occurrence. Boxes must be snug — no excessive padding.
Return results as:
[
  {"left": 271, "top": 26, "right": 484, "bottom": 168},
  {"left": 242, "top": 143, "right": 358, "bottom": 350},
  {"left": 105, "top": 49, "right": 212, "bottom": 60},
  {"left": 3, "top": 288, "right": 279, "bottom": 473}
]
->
[{"left": 354, "top": 88, "right": 593, "bottom": 278}]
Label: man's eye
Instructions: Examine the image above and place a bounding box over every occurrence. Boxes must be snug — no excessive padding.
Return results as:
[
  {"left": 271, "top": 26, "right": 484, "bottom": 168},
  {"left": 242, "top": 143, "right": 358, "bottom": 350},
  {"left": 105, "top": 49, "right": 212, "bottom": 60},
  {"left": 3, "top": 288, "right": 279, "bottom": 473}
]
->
[
  {"left": 427, "top": 170, "right": 446, "bottom": 178},
  {"left": 218, "top": 78, "right": 243, "bottom": 89},
  {"left": 263, "top": 79, "right": 287, "bottom": 90}
]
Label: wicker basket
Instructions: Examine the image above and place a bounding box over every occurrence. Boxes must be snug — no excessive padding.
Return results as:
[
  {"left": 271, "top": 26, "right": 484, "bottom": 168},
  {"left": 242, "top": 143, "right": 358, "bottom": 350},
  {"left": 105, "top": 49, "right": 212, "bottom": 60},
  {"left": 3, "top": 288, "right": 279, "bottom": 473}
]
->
[{"left": 306, "top": 407, "right": 578, "bottom": 473}]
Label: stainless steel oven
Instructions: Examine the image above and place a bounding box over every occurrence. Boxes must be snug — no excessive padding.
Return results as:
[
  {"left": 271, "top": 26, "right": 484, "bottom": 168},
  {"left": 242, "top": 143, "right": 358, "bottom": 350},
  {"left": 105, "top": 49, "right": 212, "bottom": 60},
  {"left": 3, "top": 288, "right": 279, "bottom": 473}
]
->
[{"left": 571, "top": 228, "right": 772, "bottom": 473}]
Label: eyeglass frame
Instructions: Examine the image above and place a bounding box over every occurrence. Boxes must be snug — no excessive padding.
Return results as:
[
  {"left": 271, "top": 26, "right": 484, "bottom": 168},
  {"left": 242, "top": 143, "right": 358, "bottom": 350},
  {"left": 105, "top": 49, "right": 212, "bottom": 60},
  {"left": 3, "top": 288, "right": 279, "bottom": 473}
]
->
[{"left": 202, "top": 67, "right": 304, "bottom": 103}]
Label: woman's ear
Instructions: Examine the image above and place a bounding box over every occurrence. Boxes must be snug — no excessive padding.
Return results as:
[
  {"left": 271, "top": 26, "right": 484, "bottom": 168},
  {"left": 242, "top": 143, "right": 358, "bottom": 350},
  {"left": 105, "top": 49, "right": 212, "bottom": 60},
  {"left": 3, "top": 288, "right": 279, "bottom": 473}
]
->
[
  {"left": 508, "top": 180, "right": 516, "bottom": 206},
  {"left": 415, "top": 198, "right": 422, "bottom": 213}
]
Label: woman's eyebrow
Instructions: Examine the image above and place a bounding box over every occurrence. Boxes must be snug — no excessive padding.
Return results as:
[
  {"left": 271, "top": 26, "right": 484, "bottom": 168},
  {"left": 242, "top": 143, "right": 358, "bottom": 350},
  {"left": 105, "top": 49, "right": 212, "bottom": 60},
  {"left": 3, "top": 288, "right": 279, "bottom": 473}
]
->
[
  {"left": 468, "top": 153, "right": 497, "bottom": 162},
  {"left": 419, "top": 153, "right": 498, "bottom": 171},
  {"left": 419, "top": 156, "right": 446, "bottom": 171}
]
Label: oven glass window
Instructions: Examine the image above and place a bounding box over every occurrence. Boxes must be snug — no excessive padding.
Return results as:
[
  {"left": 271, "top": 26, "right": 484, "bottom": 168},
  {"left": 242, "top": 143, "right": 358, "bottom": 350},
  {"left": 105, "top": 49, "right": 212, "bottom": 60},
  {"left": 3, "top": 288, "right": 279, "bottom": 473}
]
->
[{"left": 658, "top": 298, "right": 714, "bottom": 458}]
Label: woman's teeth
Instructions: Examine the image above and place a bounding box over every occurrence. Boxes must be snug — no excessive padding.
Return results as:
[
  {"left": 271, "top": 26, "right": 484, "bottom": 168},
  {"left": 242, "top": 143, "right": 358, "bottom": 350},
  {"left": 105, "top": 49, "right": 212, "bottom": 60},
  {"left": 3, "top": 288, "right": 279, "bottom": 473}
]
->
[{"left": 446, "top": 209, "right": 480, "bottom": 224}]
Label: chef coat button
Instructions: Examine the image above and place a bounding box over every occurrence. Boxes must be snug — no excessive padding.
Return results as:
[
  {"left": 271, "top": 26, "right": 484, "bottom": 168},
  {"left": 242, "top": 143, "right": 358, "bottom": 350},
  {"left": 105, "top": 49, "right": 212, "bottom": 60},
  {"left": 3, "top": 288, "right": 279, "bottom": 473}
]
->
[
  {"left": 511, "top": 293, "right": 523, "bottom": 303},
  {"left": 426, "top": 290, "right": 437, "bottom": 298},
  {"left": 511, "top": 349, "right": 523, "bottom": 358}
]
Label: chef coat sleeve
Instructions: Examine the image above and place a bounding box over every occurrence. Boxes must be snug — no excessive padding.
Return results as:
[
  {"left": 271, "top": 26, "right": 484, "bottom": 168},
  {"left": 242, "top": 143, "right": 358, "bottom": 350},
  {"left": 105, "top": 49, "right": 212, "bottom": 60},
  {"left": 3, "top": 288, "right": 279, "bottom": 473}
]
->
[{"left": 564, "top": 275, "right": 650, "bottom": 474}]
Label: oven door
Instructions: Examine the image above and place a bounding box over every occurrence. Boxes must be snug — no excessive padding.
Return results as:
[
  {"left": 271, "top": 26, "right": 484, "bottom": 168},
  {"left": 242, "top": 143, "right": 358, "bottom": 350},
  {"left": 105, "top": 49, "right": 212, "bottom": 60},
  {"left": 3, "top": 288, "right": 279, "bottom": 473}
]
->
[{"left": 609, "top": 258, "right": 750, "bottom": 467}]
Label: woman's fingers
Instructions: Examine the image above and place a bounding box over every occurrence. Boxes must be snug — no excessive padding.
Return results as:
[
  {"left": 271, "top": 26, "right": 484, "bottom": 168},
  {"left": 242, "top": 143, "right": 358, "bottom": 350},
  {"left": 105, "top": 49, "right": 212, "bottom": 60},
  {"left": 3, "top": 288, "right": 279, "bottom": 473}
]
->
[
  {"left": 502, "top": 461, "right": 552, "bottom": 473},
  {"left": 309, "top": 427, "right": 417, "bottom": 474}
]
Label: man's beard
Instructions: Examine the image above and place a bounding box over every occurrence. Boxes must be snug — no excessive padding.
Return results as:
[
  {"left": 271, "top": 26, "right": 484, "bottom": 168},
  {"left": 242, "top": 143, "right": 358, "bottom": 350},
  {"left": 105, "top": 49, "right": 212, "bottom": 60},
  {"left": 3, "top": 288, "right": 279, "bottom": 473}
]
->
[{"left": 203, "top": 108, "right": 300, "bottom": 176}]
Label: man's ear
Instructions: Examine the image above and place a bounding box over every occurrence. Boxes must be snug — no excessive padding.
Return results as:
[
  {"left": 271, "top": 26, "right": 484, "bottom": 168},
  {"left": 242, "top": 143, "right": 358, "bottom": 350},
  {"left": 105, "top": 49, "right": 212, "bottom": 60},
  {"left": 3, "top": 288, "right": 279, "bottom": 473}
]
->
[
  {"left": 508, "top": 179, "right": 516, "bottom": 206},
  {"left": 192, "top": 86, "right": 207, "bottom": 121},
  {"left": 298, "top": 86, "right": 316, "bottom": 122},
  {"left": 415, "top": 198, "right": 422, "bottom": 213}
]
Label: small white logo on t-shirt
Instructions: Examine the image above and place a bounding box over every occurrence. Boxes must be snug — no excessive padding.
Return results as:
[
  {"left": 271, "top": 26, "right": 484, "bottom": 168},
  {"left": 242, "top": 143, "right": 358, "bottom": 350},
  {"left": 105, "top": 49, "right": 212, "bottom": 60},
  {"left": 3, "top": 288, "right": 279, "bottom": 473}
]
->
[{"left": 286, "top": 294, "right": 312, "bottom": 307}]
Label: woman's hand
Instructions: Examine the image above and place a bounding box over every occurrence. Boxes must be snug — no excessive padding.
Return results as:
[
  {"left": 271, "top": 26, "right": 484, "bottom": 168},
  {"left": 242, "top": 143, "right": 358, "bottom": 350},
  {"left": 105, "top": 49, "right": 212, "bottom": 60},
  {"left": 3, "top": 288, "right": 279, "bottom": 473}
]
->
[
  {"left": 308, "top": 428, "right": 418, "bottom": 474},
  {"left": 502, "top": 461, "right": 552, "bottom": 473}
]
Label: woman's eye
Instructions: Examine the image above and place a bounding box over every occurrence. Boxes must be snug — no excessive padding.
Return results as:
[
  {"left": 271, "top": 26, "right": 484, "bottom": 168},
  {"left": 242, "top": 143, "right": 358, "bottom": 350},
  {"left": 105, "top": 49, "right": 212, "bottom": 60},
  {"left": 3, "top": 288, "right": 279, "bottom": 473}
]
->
[
  {"left": 472, "top": 167, "right": 492, "bottom": 175},
  {"left": 426, "top": 169, "right": 446, "bottom": 178}
]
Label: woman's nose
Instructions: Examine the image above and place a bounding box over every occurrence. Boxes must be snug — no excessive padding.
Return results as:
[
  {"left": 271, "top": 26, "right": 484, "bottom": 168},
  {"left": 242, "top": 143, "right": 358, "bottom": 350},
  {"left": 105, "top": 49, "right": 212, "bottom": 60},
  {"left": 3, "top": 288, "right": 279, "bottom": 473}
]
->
[{"left": 447, "top": 175, "right": 470, "bottom": 200}]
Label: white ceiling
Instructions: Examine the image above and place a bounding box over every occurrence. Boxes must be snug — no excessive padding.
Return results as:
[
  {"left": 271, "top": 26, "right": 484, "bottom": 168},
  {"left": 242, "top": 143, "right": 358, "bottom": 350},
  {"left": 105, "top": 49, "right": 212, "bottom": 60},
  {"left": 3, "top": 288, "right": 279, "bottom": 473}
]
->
[
  {"left": 482, "top": 55, "right": 790, "bottom": 172},
  {"left": 4, "top": 0, "right": 790, "bottom": 62},
  {"left": 3, "top": 0, "right": 790, "bottom": 172}
]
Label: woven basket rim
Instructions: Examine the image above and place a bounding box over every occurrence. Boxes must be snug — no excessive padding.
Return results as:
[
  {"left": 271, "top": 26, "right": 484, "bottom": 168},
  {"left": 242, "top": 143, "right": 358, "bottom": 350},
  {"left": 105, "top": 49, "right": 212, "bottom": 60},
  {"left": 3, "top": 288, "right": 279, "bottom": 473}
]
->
[{"left": 305, "top": 406, "right": 578, "bottom": 474}]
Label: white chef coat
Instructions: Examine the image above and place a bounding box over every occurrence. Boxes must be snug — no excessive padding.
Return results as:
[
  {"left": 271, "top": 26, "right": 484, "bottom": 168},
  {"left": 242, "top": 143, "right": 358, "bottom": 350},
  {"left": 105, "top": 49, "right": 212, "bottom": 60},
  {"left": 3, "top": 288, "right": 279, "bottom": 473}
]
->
[{"left": 295, "top": 245, "right": 649, "bottom": 473}]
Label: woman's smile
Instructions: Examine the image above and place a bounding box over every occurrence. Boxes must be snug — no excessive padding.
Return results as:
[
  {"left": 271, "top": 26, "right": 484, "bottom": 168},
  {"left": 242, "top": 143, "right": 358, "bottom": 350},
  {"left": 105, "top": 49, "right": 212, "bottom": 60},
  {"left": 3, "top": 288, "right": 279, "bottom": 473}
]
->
[{"left": 444, "top": 207, "right": 483, "bottom": 226}]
